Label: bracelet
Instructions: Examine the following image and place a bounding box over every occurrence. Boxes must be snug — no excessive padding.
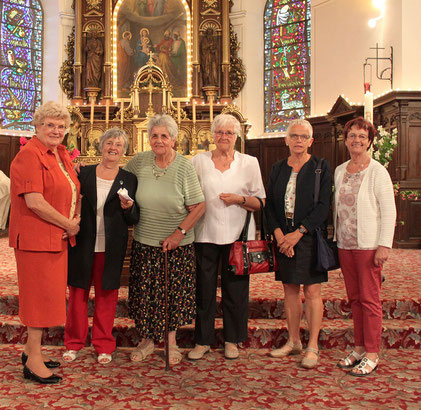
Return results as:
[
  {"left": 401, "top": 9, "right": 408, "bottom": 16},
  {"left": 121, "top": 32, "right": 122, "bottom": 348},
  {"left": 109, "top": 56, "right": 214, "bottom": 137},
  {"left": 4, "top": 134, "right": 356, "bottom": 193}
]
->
[{"left": 241, "top": 196, "right": 246, "bottom": 205}]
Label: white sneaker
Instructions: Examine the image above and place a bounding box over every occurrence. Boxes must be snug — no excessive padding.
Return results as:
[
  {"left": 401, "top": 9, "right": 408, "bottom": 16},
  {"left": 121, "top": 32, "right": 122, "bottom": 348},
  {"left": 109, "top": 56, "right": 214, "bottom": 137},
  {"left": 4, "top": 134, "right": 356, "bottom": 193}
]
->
[{"left": 188, "top": 344, "right": 210, "bottom": 360}]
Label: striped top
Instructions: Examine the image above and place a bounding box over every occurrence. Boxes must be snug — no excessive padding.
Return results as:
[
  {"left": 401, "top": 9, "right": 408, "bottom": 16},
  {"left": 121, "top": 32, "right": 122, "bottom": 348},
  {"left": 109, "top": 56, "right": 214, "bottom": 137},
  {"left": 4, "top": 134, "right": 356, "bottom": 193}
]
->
[{"left": 125, "top": 150, "right": 204, "bottom": 247}]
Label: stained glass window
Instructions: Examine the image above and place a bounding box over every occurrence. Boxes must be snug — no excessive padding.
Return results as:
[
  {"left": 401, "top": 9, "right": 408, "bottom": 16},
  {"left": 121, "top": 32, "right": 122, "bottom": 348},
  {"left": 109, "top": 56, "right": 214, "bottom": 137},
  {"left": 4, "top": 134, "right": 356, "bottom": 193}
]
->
[
  {"left": 0, "top": 0, "right": 43, "bottom": 131},
  {"left": 264, "top": 0, "right": 311, "bottom": 132}
]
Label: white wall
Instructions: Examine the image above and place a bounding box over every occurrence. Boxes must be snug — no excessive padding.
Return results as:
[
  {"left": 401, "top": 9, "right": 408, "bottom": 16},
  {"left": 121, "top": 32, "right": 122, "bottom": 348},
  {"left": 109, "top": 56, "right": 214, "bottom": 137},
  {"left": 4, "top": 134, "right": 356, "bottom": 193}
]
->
[
  {"left": 42, "top": 0, "right": 74, "bottom": 104},
  {"left": 230, "top": 0, "right": 265, "bottom": 138},
  {"left": 311, "top": 0, "right": 409, "bottom": 115}
]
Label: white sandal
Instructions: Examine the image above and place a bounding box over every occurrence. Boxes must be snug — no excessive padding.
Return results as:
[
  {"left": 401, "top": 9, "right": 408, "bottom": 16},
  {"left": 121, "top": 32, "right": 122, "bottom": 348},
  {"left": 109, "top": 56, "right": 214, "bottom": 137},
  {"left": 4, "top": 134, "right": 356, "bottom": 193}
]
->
[
  {"left": 98, "top": 353, "right": 112, "bottom": 364},
  {"left": 337, "top": 350, "right": 365, "bottom": 369},
  {"left": 350, "top": 356, "right": 379, "bottom": 377},
  {"left": 62, "top": 350, "right": 78, "bottom": 362}
]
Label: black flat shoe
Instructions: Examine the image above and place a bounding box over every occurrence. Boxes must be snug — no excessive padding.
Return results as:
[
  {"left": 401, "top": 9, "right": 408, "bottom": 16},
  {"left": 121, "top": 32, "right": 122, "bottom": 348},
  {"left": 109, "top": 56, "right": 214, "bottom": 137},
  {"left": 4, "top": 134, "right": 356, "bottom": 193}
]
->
[
  {"left": 21, "top": 352, "right": 61, "bottom": 369},
  {"left": 23, "top": 365, "right": 62, "bottom": 384}
]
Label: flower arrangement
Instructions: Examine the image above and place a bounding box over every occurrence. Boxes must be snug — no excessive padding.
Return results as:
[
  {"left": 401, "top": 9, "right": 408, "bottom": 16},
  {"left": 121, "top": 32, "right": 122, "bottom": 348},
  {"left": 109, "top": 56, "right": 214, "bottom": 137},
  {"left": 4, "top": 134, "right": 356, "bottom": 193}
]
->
[
  {"left": 19, "top": 136, "right": 80, "bottom": 161},
  {"left": 393, "top": 183, "right": 420, "bottom": 201},
  {"left": 372, "top": 126, "right": 398, "bottom": 168}
]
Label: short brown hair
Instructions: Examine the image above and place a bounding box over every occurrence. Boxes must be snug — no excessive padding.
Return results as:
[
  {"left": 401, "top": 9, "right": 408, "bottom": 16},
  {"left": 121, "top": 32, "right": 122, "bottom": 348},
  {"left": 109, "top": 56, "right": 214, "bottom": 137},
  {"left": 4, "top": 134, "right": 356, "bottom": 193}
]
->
[{"left": 343, "top": 117, "right": 376, "bottom": 150}]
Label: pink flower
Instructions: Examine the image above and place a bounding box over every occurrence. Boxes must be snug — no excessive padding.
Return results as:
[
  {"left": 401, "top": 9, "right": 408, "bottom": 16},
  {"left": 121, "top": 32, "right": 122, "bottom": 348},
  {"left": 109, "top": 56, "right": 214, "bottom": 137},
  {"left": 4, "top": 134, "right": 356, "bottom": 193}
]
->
[
  {"left": 69, "top": 149, "right": 80, "bottom": 161},
  {"left": 20, "top": 137, "right": 28, "bottom": 146}
]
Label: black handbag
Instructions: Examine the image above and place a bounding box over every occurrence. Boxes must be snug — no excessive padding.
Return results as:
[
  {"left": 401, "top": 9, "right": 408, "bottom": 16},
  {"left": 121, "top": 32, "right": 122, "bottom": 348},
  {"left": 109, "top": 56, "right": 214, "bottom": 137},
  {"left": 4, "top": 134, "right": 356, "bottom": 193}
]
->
[
  {"left": 228, "top": 197, "right": 279, "bottom": 275},
  {"left": 314, "top": 159, "right": 340, "bottom": 271}
]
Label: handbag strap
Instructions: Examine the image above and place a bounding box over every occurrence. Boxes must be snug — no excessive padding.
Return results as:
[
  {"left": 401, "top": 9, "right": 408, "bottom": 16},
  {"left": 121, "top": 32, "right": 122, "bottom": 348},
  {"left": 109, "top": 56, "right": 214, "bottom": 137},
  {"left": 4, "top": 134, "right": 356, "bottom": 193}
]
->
[
  {"left": 313, "top": 158, "right": 324, "bottom": 206},
  {"left": 238, "top": 197, "right": 265, "bottom": 242}
]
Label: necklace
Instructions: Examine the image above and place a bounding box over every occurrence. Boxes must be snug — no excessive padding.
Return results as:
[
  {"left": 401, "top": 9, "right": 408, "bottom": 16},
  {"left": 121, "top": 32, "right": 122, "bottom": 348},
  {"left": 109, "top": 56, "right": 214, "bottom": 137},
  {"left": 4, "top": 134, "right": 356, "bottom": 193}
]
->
[
  {"left": 152, "top": 151, "right": 175, "bottom": 179},
  {"left": 349, "top": 157, "right": 369, "bottom": 175}
]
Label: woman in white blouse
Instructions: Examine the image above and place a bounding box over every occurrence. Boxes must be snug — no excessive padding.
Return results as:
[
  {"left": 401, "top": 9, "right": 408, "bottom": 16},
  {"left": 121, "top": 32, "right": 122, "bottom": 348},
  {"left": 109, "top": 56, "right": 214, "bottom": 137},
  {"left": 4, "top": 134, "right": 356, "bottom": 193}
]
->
[
  {"left": 189, "top": 114, "right": 265, "bottom": 360},
  {"left": 335, "top": 117, "right": 396, "bottom": 376},
  {"left": 63, "top": 128, "right": 139, "bottom": 364}
]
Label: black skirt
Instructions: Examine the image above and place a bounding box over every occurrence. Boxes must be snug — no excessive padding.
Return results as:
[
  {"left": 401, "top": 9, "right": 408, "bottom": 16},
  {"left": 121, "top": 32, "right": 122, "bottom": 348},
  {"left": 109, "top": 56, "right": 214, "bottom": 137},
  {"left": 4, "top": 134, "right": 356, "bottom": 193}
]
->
[{"left": 275, "top": 222, "right": 328, "bottom": 285}]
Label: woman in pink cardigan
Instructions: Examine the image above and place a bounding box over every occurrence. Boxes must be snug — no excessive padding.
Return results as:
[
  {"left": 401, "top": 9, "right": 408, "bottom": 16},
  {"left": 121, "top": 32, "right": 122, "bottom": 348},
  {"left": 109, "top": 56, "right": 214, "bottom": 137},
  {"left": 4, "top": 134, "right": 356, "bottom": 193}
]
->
[{"left": 334, "top": 117, "right": 396, "bottom": 377}]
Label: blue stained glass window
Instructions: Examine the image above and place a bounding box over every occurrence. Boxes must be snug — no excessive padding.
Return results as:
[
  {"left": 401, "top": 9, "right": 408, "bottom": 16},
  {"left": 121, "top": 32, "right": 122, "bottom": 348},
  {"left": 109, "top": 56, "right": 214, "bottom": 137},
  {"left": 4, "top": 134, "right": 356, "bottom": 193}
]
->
[
  {"left": 264, "top": 0, "right": 311, "bottom": 132},
  {"left": 0, "top": 0, "right": 43, "bottom": 131}
]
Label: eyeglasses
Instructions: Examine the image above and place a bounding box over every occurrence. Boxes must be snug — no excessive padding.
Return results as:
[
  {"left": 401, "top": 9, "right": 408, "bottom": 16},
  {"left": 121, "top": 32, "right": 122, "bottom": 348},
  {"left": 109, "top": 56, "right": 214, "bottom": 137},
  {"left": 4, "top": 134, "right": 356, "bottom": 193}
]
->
[
  {"left": 347, "top": 134, "right": 368, "bottom": 141},
  {"left": 42, "top": 123, "right": 67, "bottom": 132},
  {"left": 289, "top": 134, "right": 311, "bottom": 141},
  {"left": 215, "top": 130, "right": 236, "bottom": 137}
]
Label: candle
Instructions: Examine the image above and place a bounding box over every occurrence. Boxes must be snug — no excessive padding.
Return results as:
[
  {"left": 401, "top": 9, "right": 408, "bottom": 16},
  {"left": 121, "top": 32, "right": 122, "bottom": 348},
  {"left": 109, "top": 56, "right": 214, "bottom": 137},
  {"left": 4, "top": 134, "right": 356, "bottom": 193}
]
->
[
  {"left": 90, "top": 99, "right": 94, "bottom": 125},
  {"left": 120, "top": 101, "right": 124, "bottom": 127},
  {"left": 209, "top": 96, "right": 214, "bottom": 123},
  {"left": 105, "top": 99, "right": 110, "bottom": 127},
  {"left": 177, "top": 101, "right": 181, "bottom": 124},
  {"left": 163, "top": 88, "right": 166, "bottom": 108},
  {"left": 364, "top": 91, "right": 373, "bottom": 122},
  {"left": 192, "top": 100, "right": 196, "bottom": 123},
  {"left": 134, "top": 88, "right": 139, "bottom": 110}
]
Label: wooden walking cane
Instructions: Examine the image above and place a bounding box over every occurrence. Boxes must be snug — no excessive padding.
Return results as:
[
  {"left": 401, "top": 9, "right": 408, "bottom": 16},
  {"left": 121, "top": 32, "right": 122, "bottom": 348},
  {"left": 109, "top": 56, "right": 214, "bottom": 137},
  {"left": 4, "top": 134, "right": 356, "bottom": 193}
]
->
[{"left": 164, "top": 248, "right": 170, "bottom": 371}]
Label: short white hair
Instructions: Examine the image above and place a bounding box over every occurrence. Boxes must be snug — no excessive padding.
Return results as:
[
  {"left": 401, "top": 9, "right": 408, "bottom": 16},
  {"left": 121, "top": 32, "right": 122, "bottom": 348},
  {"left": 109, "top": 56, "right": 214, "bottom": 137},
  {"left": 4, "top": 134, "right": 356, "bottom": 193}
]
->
[
  {"left": 98, "top": 127, "right": 129, "bottom": 153},
  {"left": 211, "top": 114, "right": 242, "bottom": 137},
  {"left": 147, "top": 114, "right": 178, "bottom": 140},
  {"left": 286, "top": 119, "right": 313, "bottom": 139}
]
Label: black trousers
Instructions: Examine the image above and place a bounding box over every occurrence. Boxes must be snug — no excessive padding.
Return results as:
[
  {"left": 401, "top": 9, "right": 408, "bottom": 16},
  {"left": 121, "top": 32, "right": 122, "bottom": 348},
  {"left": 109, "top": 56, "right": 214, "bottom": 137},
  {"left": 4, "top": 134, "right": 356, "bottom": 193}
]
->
[{"left": 194, "top": 242, "right": 250, "bottom": 345}]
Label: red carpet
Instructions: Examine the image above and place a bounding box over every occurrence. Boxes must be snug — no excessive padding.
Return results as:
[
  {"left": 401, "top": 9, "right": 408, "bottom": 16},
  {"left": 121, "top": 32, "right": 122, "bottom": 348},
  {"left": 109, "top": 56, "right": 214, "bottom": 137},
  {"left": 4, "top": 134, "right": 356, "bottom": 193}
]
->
[{"left": 0, "top": 237, "right": 420, "bottom": 408}]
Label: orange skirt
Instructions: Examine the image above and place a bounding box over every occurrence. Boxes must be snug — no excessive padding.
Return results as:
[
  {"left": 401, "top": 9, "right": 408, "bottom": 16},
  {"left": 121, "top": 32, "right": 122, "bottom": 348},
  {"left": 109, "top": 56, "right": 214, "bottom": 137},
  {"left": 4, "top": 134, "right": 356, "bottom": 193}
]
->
[{"left": 15, "top": 248, "right": 68, "bottom": 327}]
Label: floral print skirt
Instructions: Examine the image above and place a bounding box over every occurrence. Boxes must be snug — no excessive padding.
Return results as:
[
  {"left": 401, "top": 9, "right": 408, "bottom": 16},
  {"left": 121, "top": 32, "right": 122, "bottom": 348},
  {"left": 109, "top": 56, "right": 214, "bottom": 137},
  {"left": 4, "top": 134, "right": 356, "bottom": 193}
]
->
[{"left": 129, "top": 240, "right": 196, "bottom": 343}]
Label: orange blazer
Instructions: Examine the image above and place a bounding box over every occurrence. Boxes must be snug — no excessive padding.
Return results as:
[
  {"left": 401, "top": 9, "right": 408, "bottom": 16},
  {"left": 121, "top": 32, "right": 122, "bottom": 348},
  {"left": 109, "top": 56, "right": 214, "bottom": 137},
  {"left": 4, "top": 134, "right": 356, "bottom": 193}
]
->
[{"left": 9, "top": 136, "right": 81, "bottom": 251}]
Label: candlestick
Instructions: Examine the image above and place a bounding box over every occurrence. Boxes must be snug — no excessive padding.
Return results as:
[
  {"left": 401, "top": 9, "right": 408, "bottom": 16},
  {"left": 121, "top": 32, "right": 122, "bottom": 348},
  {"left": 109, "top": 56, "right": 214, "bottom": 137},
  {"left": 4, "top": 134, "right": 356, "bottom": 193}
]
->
[{"left": 177, "top": 101, "right": 181, "bottom": 124}]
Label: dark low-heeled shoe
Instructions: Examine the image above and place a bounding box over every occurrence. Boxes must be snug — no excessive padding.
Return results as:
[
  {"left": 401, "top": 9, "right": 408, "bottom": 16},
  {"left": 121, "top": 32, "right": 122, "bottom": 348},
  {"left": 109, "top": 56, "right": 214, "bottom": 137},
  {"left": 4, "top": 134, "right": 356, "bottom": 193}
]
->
[
  {"left": 21, "top": 352, "right": 61, "bottom": 369},
  {"left": 23, "top": 365, "right": 62, "bottom": 384}
]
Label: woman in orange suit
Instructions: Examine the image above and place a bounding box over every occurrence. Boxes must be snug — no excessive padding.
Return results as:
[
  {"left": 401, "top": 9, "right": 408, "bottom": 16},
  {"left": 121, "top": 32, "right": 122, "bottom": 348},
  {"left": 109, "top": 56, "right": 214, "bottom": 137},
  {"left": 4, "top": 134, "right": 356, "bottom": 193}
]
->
[{"left": 9, "top": 101, "right": 81, "bottom": 384}]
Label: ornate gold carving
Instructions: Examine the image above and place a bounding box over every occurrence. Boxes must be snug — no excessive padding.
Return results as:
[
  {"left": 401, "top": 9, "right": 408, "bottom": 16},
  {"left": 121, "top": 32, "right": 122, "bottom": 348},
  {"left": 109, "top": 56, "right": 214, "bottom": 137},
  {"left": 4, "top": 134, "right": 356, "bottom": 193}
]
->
[
  {"left": 86, "top": 0, "right": 102, "bottom": 10},
  {"left": 204, "top": 0, "right": 218, "bottom": 8},
  {"left": 59, "top": 27, "right": 75, "bottom": 99},
  {"left": 229, "top": 23, "right": 246, "bottom": 99}
]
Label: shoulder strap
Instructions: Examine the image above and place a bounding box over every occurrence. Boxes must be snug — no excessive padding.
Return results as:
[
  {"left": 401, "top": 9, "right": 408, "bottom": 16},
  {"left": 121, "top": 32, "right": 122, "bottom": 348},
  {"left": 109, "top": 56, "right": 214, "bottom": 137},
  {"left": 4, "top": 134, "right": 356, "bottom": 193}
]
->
[{"left": 314, "top": 158, "right": 324, "bottom": 206}]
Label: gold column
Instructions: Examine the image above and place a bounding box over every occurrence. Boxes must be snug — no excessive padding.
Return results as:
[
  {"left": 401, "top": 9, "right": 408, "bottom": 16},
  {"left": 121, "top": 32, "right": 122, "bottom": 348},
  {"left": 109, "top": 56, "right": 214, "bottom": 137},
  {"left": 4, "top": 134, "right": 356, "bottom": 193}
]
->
[
  {"left": 192, "top": 0, "right": 200, "bottom": 97},
  {"left": 73, "top": 0, "right": 83, "bottom": 99},
  {"left": 103, "top": 0, "right": 112, "bottom": 98},
  {"left": 221, "top": 0, "right": 231, "bottom": 98}
]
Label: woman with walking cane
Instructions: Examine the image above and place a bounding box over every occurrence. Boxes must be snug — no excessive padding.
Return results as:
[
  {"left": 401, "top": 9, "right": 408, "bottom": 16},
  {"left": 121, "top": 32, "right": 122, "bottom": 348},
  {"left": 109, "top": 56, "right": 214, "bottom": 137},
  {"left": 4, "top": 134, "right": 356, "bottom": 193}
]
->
[{"left": 125, "top": 114, "right": 205, "bottom": 366}]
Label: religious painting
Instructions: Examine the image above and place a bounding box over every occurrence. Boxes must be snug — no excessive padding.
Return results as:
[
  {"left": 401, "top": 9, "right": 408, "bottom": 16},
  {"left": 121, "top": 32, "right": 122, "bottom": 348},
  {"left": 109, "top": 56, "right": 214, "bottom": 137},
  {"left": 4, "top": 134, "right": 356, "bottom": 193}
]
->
[{"left": 116, "top": 0, "right": 189, "bottom": 100}]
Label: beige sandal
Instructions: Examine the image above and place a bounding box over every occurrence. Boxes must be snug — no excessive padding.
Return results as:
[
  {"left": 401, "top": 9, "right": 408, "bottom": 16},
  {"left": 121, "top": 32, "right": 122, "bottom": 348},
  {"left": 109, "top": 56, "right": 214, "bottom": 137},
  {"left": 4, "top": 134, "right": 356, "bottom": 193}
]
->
[
  {"left": 269, "top": 340, "right": 302, "bottom": 358},
  {"left": 130, "top": 342, "right": 154, "bottom": 362},
  {"left": 168, "top": 345, "right": 182, "bottom": 365},
  {"left": 301, "top": 347, "right": 319, "bottom": 369}
]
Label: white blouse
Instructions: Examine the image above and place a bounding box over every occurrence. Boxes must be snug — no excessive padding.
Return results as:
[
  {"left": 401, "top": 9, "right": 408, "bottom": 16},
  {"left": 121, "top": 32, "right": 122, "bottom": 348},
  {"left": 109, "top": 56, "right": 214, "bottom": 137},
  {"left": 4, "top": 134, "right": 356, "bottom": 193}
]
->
[
  {"left": 94, "top": 176, "right": 114, "bottom": 252},
  {"left": 192, "top": 151, "right": 266, "bottom": 245}
]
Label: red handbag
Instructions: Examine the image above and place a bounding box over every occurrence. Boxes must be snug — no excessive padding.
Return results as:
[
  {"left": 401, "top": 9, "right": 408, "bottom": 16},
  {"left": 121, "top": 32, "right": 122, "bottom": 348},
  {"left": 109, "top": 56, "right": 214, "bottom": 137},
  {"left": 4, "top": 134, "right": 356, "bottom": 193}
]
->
[{"left": 229, "top": 198, "right": 279, "bottom": 275}]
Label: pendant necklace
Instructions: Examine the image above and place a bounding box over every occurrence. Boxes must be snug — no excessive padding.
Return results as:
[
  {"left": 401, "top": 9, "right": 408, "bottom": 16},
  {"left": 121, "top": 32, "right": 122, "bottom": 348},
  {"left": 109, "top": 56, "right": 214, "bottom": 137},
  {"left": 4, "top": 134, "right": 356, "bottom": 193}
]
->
[{"left": 152, "top": 151, "right": 175, "bottom": 180}]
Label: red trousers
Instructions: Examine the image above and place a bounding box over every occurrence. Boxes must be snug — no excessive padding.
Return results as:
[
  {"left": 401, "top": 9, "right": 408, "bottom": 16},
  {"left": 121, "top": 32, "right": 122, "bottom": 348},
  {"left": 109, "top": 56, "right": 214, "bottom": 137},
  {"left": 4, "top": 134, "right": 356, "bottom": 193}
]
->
[
  {"left": 338, "top": 249, "right": 383, "bottom": 353},
  {"left": 64, "top": 252, "right": 118, "bottom": 354}
]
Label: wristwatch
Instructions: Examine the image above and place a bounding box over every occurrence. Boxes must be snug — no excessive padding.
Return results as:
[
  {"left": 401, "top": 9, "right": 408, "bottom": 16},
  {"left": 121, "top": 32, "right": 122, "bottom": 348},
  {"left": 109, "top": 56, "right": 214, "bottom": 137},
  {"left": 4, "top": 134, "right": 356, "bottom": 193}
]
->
[
  {"left": 298, "top": 225, "right": 307, "bottom": 235},
  {"left": 177, "top": 226, "right": 186, "bottom": 236}
]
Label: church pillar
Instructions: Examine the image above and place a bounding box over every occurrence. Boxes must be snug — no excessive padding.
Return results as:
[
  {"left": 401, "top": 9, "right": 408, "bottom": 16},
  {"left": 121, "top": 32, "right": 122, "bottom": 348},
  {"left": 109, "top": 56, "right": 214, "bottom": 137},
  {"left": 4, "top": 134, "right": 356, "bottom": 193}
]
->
[
  {"left": 192, "top": 0, "right": 200, "bottom": 98},
  {"left": 73, "top": 0, "right": 83, "bottom": 99},
  {"left": 103, "top": 0, "right": 112, "bottom": 99},
  {"left": 221, "top": 0, "right": 231, "bottom": 99}
]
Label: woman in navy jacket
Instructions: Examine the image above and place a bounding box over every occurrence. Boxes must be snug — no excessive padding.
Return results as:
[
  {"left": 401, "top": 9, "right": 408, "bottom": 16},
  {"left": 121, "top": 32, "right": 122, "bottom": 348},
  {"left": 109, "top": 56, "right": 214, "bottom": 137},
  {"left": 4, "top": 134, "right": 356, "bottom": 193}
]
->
[
  {"left": 64, "top": 128, "right": 139, "bottom": 364},
  {"left": 266, "top": 119, "right": 331, "bottom": 369}
]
